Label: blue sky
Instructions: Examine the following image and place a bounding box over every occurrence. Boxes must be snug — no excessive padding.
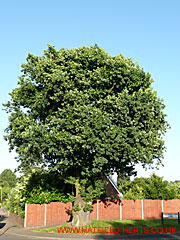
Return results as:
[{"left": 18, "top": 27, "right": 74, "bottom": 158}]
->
[{"left": 0, "top": 0, "right": 179, "bottom": 180}]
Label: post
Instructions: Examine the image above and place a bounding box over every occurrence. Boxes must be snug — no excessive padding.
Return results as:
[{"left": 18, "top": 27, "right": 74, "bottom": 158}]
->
[
  {"left": 161, "top": 200, "right": 164, "bottom": 225},
  {"left": 162, "top": 212, "right": 164, "bottom": 225},
  {"left": 120, "top": 200, "right": 122, "bottom": 220},
  {"left": 141, "top": 199, "right": 144, "bottom": 219},
  {"left": 97, "top": 200, "right": 99, "bottom": 220},
  {"left": 178, "top": 212, "right": 180, "bottom": 224},
  {"left": 24, "top": 203, "right": 27, "bottom": 228},
  {"left": 44, "top": 203, "right": 47, "bottom": 226},
  {"left": 0, "top": 187, "right": 2, "bottom": 202}
]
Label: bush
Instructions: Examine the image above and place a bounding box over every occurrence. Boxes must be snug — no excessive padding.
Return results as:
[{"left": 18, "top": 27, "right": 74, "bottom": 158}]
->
[
  {"left": 120, "top": 173, "right": 178, "bottom": 200},
  {"left": 8, "top": 184, "right": 26, "bottom": 218},
  {"left": 27, "top": 188, "right": 69, "bottom": 204},
  {"left": 6, "top": 169, "right": 70, "bottom": 218}
]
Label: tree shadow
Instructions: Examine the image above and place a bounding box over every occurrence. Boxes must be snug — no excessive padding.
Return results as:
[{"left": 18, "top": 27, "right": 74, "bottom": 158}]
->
[
  {"left": 92, "top": 219, "right": 180, "bottom": 239},
  {"left": 65, "top": 207, "right": 72, "bottom": 222},
  {"left": 0, "top": 216, "right": 17, "bottom": 237},
  {"left": 0, "top": 215, "right": 6, "bottom": 222},
  {"left": 0, "top": 223, "right": 6, "bottom": 229},
  {"left": 0, "top": 225, "right": 17, "bottom": 237}
]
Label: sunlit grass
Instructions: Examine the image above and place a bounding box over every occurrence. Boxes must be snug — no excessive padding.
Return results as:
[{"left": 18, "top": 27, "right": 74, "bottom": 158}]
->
[{"left": 35, "top": 219, "right": 180, "bottom": 234}]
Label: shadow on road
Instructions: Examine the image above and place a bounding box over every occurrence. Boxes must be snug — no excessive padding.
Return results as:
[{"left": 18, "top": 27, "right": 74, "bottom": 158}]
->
[
  {"left": 0, "top": 223, "right": 6, "bottom": 229},
  {"left": 0, "top": 215, "right": 17, "bottom": 238},
  {"left": 0, "top": 225, "right": 17, "bottom": 237},
  {"left": 0, "top": 215, "right": 7, "bottom": 222}
]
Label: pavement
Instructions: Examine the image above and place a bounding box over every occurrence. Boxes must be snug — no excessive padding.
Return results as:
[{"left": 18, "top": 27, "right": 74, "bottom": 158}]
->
[{"left": 1, "top": 209, "right": 180, "bottom": 239}]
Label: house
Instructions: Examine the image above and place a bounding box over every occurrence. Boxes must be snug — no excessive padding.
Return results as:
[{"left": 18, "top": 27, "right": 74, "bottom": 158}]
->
[{"left": 104, "top": 173, "right": 123, "bottom": 199}]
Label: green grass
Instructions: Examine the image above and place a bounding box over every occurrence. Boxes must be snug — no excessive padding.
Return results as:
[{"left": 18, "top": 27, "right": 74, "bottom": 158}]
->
[{"left": 35, "top": 219, "right": 180, "bottom": 234}]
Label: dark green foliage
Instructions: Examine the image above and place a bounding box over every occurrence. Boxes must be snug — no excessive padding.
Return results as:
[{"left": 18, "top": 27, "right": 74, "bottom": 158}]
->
[
  {"left": 83, "top": 204, "right": 93, "bottom": 212},
  {"left": 0, "top": 169, "right": 17, "bottom": 188},
  {"left": 73, "top": 204, "right": 81, "bottom": 212},
  {"left": 80, "top": 177, "right": 107, "bottom": 202},
  {"left": 4, "top": 45, "right": 169, "bottom": 202},
  {"left": 168, "top": 181, "right": 180, "bottom": 198},
  {"left": 119, "top": 173, "right": 177, "bottom": 200},
  {"left": 117, "top": 173, "right": 131, "bottom": 196},
  {"left": 7, "top": 169, "right": 71, "bottom": 217},
  {"left": 22, "top": 169, "right": 71, "bottom": 203}
]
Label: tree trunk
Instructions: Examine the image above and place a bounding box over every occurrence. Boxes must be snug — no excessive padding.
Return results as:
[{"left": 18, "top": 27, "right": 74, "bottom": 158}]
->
[
  {"left": 72, "top": 195, "right": 91, "bottom": 227},
  {"left": 71, "top": 176, "right": 91, "bottom": 227}
]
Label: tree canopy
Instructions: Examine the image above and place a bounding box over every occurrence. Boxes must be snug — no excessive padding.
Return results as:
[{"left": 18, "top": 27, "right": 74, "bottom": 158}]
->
[
  {"left": 0, "top": 169, "right": 17, "bottom": 188},
  {"left": 118, "top": 173, "right": 177, "bottom": 200},
  {"left": 4, "top": 45, "right": 169, "bottom": 202}
]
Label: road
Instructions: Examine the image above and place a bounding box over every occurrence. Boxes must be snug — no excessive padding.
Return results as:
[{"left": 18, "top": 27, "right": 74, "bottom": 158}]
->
[{"left": 1, "top": 212, "right": 180, "bottom": 240}]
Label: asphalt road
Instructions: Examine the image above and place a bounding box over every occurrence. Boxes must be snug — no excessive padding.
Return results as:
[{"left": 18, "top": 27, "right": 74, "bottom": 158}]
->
[
  {"left": 1, "top": 212, "right": 180, "bottom": 240},
  {"left": 2, "top": 233, "right": 180, "bottom": 240}
]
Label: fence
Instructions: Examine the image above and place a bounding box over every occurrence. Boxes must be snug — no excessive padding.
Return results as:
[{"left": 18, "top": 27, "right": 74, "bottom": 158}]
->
[
  {"left": 24, "top": 199, "right": 180, "bottom": 227},
  {"left": 24, "top": 202, "right": 72, "bottom": 227}
]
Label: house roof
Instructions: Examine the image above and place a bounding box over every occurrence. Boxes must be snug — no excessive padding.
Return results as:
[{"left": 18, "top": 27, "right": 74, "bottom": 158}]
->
[{"left": 104, "top": 173, "right": 123, "bottom": 197}]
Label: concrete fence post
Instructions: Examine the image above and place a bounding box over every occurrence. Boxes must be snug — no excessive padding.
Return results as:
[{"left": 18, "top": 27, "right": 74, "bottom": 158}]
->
[
  {"left": 24, "top": 203, "right": 27, "bottom": 228},
  {"left": 141, "top": 199, "right": 144, "bottom": 219},
  {"left": 162, "top": 200, "right": 164, "bottom": 212},
  {"left": 44, "top": 203, "right": 47, "bottom": 226},
  {"left": 120, "top": 200, "right": 122, "bottom": 220},
  {"left": 97, "top": 200, "right": 99, "bottom": 220}
]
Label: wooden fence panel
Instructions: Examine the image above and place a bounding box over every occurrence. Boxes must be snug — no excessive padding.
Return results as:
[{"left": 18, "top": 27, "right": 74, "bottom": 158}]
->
[
  {"left": 46, "top": 202, "right": 72, "bottom": 226},
  {"left": 90, "top": 200, "right": 97, "bottom": 220},
  {"left": 26, "top": 203, "right": 45, "bottom": 227},
  {"left": 143, "top": 200, "right": 162, "bottom": 219},
  {"left": 98, "top": 200, "right": 120, "bottom": 220},
  {"left": 122, "top": 200, "right": 142, "bottom": 220},
  {"left": 25, "top": 199, "right": 180, "bottom": 227},
  {"left": 164, "top": 199, "right": 180, "bottom": 213}
]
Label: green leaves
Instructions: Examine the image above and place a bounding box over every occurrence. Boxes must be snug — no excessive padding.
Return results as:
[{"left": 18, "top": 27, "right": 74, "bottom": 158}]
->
[
  {"left": 27, "top": 189, "right": 69, "bottom": 204},
  {"left": 120, "top": 174, "right": 177, "bottom": 200},
  {"left": 0, "top": 169, "right": 17, "bottom": 188},
  {"left": 4, "top": 45, "right": 169, "bottom": 202},
  {"left": 6, "top": 169, "right": 71, "bottom": 217}
]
